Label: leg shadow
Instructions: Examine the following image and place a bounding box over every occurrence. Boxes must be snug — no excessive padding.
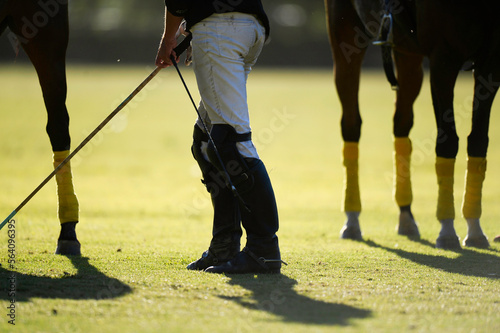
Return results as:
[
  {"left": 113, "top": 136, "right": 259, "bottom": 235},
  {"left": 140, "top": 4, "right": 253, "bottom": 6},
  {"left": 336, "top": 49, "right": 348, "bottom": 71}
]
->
[
  {"left": 363, "top": 239, "right": 500, "bottom": 279},
  {"left": 219, "top": 274, "right": 371, "bottom": 326},
  {"left": 0, "top": 256, "right": 132, "bottom": 302}
]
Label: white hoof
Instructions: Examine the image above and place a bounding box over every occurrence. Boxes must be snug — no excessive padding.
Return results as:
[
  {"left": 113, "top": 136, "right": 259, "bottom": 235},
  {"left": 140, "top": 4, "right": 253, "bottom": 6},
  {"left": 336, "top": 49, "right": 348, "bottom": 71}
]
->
[
  {"left": 340, "top": 212, "right": 362, "bottom": 240},
  {"left": 463, "top": 235, "right": 490, "bottom": 248},
  {"left": 463, "top": 218, "right": 489, "bottom": 248},
  {"left": 436, "top": 219, "right": 461, "bottom": 249}
]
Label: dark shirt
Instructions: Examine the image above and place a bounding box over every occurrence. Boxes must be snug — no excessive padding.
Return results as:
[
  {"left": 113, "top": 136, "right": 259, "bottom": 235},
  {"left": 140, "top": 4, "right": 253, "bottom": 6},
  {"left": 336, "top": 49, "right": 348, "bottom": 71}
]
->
[{"left": 165, "top": 0, "right": 270, "bottom": 38}]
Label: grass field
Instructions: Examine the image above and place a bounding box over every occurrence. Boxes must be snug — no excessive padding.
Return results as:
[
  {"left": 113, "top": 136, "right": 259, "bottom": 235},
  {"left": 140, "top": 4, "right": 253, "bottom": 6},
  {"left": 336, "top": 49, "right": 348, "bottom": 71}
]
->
[{"left": 0, "top": 64, "right": 499, "bottom": 333}]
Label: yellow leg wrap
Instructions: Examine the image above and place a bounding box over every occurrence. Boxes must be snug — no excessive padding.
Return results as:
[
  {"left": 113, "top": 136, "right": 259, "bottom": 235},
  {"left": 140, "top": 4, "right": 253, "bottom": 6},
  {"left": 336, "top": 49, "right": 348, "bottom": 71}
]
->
[
  {"left": 394, "top": 137, "right": 413, "bottom": 207},
  {"left": 435, "top": 157, "right": 455, "bottom": 220},
  {"left": 53, "top": 150, "right": 79, "bottom": 224},
  {"left": 462, "top": 157, "right": 486, "bottom": 219},
  {"left": 342, "top": 142, "right": 361, "bottom": 212}
]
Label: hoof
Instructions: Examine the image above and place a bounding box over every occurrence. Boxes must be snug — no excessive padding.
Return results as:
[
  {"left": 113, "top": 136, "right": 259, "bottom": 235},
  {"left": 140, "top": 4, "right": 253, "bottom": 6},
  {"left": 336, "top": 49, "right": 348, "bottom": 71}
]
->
[
  {"left": 340, "top": 225, "right": 362, "bottom": 240},
  {"left": 436, "top": 235, "right": 461, "bottom": 250},
  {"left": 55, "top": 240, "right": 81, "bottom": 256},
  {"left": 397, "top": 211, "right": 420, "bottom": 238},
  {"left": 494, "top": 235, "right": 500, "bottom": 243},
  {"left": 463, "top": 235, "right": 490, "bottom": 248}
]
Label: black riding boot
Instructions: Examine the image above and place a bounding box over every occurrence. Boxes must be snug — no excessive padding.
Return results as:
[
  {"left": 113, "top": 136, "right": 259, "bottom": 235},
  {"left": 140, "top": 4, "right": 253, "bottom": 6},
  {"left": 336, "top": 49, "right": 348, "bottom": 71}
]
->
[
  {"left": 186, "top": 174, "right": 242, "bottom": 270},
  {"left": 187, "top": 125, "right": 242, "bottom": 270},
  {"left": 205, "top": 158, "right": 283, "bottom": 274}
]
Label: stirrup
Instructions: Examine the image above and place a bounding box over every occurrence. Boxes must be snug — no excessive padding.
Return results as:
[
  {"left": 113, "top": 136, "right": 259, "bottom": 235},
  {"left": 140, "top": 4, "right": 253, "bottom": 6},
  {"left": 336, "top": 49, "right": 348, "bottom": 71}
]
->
[{"left": 373, "top": 14, "right": 394, "bottom": 46}]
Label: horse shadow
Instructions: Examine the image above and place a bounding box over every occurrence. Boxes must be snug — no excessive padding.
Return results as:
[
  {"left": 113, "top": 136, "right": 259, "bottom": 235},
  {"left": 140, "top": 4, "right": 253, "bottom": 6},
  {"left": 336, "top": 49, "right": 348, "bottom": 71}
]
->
[
  {"left": 219, "top": 273, "right": 371, "bottom": 328},
  {"left": 363, "top": 239, "right": 500, "bottom": 280},
  {"left": 0, "top": 256, "right": 132, "bottom": 302}
]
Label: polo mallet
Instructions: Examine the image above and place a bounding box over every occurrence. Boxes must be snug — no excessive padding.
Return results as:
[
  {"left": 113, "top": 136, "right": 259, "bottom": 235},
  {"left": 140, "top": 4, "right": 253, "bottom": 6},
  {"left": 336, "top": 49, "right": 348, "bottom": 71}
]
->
[
  {"left": 169, "top": 46, "right": 250, "bottom": 212},
  {"left": 0, "top": 37, "right": 193, "bottom": 231}
]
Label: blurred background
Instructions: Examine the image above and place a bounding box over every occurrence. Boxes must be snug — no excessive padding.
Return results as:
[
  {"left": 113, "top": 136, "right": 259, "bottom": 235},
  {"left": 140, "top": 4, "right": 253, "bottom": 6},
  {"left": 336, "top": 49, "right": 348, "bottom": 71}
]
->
[{"left": 0, "top": 0, "right": 383, "bottom": 67}]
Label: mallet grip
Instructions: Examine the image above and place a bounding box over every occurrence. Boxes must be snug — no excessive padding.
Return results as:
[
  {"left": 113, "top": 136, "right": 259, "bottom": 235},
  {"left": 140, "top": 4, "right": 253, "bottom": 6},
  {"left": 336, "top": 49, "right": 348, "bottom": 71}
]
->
[{"left": 172, "top": 34, "right": 192, "bottom": 58}]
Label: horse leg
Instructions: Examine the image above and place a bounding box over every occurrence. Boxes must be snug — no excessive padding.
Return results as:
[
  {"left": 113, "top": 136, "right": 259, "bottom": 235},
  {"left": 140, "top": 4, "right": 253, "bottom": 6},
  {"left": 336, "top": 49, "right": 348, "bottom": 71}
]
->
[
  {"left": 392, "top": 50, "right": 423, "bottom": 238},
  {"left": 326, "top": 0, "right": 367, "bottom": 240},
  {"left": 461, "top": 156, "right": 488, "bottom": 248},
  {"left": 10, "top": 2, "right": 80, "bottom": 255},
  {"left": 460, "top": 62, "right": 499, "bottom": 248},
  {"left": 428, "top": 53, "right": 462, "bottom": 249}
]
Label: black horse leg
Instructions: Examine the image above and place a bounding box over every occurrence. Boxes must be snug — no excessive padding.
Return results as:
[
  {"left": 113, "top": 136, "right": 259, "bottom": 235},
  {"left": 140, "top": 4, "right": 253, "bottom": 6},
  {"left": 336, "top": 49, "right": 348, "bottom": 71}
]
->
[
  {"left": 10, "top": 2, "right": 80, "bottom": 255},
  {"left": 428, "top": 52, "right": 462, "bottom": 249},
  {"left": 392, "top": 50, "right": 424, "bottom": 238},
  {"left": 460, "top": 63, "right": 499, "bottom": 248},
  {"left": 326, "top": 0, "right": 367, "bottom": 240}
]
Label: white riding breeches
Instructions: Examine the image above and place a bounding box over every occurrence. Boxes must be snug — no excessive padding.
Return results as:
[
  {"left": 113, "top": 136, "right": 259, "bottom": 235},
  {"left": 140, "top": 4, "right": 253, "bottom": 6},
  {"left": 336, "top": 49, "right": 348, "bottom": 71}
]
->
[{"left": 191, "top": 12, "right": 266, "bottom": 159}]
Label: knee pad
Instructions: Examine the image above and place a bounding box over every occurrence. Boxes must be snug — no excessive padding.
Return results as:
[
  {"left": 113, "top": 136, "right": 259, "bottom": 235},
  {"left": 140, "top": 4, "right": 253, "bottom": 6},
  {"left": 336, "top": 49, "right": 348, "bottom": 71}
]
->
[
  {"left": 206, "top": 124, "right": 254, "bottom": 191},
  {"left": 191, "top": 124, "right": 212, "bottom": 176},
  {"left": 191, "top": 125, "right": 224, "bottom": 194}
]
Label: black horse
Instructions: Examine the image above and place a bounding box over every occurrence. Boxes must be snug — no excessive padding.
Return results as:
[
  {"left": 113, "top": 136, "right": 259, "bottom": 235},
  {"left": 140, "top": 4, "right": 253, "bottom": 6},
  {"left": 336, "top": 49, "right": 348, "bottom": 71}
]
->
[
  {"left": 1, "top": 0, "right": 80, "bottom": 255},
  {"left": 325, "top": 0, "right": 499, "bottom": 249}
]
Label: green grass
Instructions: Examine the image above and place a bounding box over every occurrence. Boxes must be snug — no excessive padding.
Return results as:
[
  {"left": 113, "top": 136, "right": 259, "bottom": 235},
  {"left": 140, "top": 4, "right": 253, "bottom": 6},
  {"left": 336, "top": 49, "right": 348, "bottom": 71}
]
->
[{"left": 0, "top": 64, "right": 499, "bottom": 333}]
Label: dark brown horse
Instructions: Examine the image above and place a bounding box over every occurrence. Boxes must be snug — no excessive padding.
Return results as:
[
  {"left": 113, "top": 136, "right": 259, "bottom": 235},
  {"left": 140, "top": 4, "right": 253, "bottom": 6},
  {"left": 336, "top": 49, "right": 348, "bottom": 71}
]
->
[
  {"left": 325, "top": 0, "right": 499, "bottom": 249},
  {"left": 1, "top": 0, "right": 80, "bottom": 255}
]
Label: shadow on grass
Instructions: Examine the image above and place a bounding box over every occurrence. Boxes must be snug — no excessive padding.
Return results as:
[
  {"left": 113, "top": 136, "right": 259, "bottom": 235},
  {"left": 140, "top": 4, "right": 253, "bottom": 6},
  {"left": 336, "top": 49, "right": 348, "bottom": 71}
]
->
[
  {"left": 363, "top": 239, "right": 500, "bottom": 279},
  {"left": 0, "top": 256, "right": 132, "bottom": 302},
  {"left": 220, "top": 274, "right": 371, "bottom": 327}
]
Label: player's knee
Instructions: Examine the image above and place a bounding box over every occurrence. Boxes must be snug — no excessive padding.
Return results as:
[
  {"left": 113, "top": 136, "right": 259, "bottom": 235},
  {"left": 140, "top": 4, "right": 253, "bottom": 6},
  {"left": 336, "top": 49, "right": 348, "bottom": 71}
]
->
[{"left": 207, "top": 124, "right": 254, "bottom": 191}]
